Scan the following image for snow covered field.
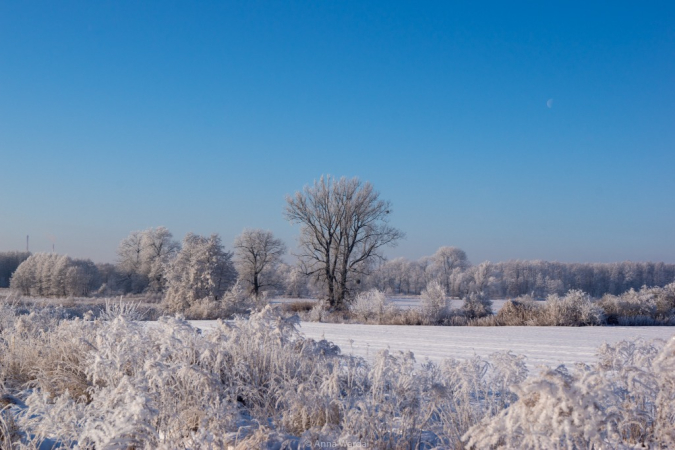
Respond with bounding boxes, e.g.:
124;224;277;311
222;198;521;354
191;320;675;370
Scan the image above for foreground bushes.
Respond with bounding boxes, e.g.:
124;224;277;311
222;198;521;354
465;336;675;448
0;304;521;448
0;303;673;448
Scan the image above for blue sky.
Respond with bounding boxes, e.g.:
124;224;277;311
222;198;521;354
1;1;673;264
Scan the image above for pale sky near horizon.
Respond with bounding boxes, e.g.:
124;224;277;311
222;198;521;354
1;1;673;264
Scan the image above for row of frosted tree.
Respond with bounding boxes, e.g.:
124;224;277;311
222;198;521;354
5;176;675;303
7;228;281;302
7;238;675;302
366;252;675;299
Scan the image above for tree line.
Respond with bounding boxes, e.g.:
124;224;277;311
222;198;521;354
367;255;675;299
5;176;675;310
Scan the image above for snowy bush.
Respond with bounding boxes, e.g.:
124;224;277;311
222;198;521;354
178;281;253;320
496;296;538;325
349;289;399;323
99;297;146;321
462;291;494;319
0;301;673;449
464;337;675;449
537;290;605;326
421;281;448;324
600;283;675;325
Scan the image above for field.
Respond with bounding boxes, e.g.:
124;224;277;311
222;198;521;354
193;320;675;370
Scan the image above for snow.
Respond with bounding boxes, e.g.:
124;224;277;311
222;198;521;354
190;320;675;370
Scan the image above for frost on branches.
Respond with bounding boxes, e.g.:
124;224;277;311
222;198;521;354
162;233;237;314
0;301;673;449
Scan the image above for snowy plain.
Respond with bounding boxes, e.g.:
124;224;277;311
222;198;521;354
190;320;675;370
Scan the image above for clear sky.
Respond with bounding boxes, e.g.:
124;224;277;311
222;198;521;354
1;1;673;264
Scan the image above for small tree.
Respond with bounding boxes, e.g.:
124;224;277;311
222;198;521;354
421;280;448;324
163;233;237;313
350;289;398;323
234;229;286;298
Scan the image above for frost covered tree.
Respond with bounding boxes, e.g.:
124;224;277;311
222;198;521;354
285;176;404;309
432;246;469;295
163;233;237;313
277;262;311;298
116;227;179;293
116;230;148;293
10;253;101;297
65;259;101;296
234;229;286;298
421;280;448;324
141;227;180;292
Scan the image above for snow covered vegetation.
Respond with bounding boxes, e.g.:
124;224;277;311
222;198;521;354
0;302;673;449
313;284;675;327
6;177;675;313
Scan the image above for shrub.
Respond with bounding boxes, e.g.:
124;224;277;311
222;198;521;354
536;290;605;326
99;297;146;321
600;283;675;325
496;297;539;326
420;281;449;324
0;302;673;449
282;300;316;314
462;291;493;320
464;337;675;448
349;289;399;324
180;282;252;320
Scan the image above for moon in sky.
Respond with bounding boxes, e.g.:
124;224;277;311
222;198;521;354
547;98;553;108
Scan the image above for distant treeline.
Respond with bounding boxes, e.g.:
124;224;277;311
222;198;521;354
368;254;675;299
3;240;675;301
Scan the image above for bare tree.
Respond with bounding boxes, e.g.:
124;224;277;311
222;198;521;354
234;229;286;298
285;176;404;309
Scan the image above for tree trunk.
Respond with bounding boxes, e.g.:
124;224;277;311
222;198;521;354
253;272;259;297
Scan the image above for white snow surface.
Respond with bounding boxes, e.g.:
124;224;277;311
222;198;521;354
190;320;675;370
